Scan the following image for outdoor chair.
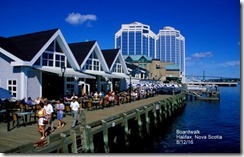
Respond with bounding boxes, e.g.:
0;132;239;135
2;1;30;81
103;98;109;107
29;110;37;124
87;98;93;110
19;104;25;112
12;113;24;128
65;105;71;116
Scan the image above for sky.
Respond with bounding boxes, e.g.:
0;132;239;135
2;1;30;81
0;0;241;79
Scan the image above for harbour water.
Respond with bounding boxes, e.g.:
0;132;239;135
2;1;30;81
150;84;241;153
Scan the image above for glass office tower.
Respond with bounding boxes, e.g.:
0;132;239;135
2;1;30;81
115;22;156;58
156;26;185;74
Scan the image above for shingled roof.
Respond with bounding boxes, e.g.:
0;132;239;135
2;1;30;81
0;28;58;61
101;49;120;68
69;41;96;65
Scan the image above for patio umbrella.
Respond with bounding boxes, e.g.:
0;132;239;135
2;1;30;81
0;87;14;99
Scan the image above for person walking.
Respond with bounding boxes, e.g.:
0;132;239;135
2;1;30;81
44;100;54;132
37;102;46;140
70;97;80;128
56;99;66;128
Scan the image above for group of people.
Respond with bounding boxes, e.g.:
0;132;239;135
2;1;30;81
30;88;155;140
36;95;83;140
35;98;66;140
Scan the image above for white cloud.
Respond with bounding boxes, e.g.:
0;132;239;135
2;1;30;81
186;51;213;61
65;12;97;25
220;60;240;67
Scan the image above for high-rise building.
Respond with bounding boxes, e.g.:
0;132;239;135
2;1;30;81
156;26;185;74
115;22;156;58
115;23;185;81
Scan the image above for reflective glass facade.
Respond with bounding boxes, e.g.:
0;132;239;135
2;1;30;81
115;23;185;74
156;26;185;74
115;22;156;58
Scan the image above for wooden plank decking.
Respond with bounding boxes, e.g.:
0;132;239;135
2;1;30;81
0;95;172;153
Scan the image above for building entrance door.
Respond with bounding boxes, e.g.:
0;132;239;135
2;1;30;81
42;73;63;100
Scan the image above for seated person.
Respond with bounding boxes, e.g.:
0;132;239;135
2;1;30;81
26;97;34;106
70;93;78;100
94;92;99;100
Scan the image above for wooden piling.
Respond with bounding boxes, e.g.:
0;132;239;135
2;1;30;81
122;113;129;147
86;125;94;153
136;109;143;138
152;103;158;126
70;129;77;153
158;101;163;123
143;106;150;134
60;133;69;153
101;120;109;153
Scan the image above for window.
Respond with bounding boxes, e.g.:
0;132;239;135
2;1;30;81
83;52;101;71
41;40;66;67
156;64;160;69
114;63;122;73
93;59;100;71
143;29;149;33
55;54;65;68
41;52;66;68
42;53;53;66
84;59;92;70
7;79;17;97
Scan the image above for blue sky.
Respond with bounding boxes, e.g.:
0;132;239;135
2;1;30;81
0;0;240;78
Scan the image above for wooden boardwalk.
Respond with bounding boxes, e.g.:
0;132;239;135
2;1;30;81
0;95;172;153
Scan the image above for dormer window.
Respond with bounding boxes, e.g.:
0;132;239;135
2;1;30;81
42;53;53;66
83;51;101;71
55;54;65;68
93;59;100;71
41;52;66;68
113;63;122;73
37;40;67;67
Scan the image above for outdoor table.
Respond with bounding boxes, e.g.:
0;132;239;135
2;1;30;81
0;109;7;123
0;109;6;114
16;111;32;126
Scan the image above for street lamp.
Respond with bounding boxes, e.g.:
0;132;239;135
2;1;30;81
61;65;66;98
61;65;66;77
129;74;132;102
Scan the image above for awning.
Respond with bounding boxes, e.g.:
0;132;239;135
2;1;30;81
84;71;116;79
34;67;95;79
112;73;130;79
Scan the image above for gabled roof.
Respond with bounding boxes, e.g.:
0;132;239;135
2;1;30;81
69;41;96;65
0;37;20;56
101;49;119;68
0;29;58;61
123;55;152;61
69;41;110;72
